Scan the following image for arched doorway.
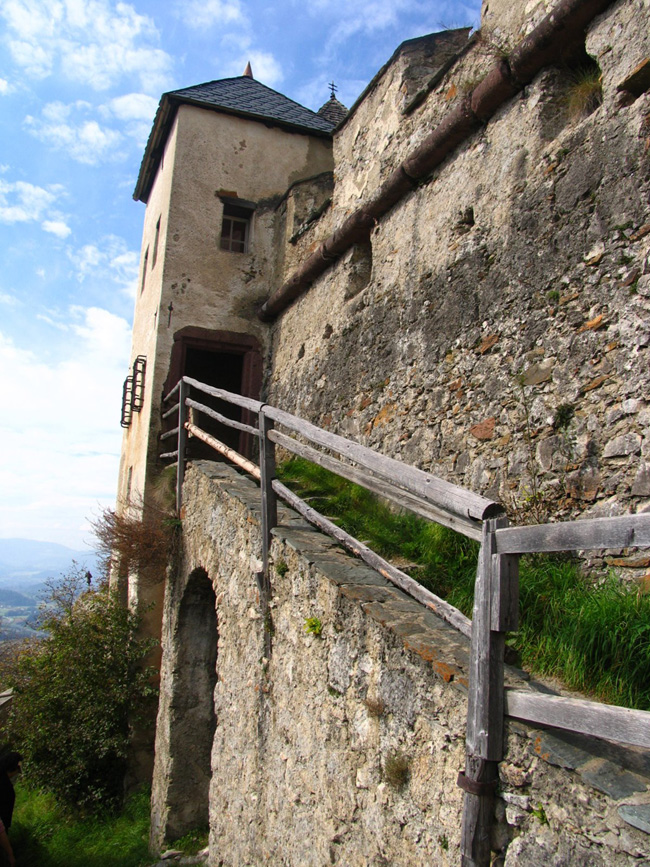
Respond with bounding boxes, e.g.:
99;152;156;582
156;568;218;842
162;327;262;459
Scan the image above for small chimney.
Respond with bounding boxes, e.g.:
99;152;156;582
243;61;254;78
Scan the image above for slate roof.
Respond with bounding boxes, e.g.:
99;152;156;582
171;77;336;135
317;96;348;126
134;76;335;202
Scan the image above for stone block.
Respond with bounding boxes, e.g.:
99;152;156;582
618;804;650;835
580;760;647;800
603;434;642;458
632;463;650;496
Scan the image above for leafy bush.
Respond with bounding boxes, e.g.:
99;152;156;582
3;566;157;813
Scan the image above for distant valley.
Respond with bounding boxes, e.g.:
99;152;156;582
0;539;100;642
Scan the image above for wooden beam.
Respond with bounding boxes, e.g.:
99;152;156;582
269;429;483;540
259;410;277;580
505;689;650;749
176;379;189;512
186;397;260;437
186;423;260;480
461;516;511;867
182;376;263;413
496;513;650;554
264;405;502;522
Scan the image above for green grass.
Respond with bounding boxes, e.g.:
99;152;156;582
11;786;152;867
169;826;209;854
277;458;650;710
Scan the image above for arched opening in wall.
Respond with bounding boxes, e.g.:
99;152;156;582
538;41;602;140
162;327;262;459
165;567;218;840
559;43;602;123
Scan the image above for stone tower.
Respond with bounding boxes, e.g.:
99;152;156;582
116;69;336;779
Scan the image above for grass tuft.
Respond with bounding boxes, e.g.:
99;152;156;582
277;458;650;710
564;65;602;120
384;750;410;789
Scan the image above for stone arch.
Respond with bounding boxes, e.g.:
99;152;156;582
150;567;218;847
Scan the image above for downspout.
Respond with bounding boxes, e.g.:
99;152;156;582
258;0;614;322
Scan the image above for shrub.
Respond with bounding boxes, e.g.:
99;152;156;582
4;566;157;813
91;506;176;578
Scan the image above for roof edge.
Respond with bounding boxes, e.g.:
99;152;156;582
133;82;334;205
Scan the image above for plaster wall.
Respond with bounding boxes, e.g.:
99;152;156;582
118;105;333;514
267;0;650;580
117;117;179;514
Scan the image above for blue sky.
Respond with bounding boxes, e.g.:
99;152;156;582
0;0;481;550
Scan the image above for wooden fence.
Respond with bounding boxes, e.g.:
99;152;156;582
161;376;650;867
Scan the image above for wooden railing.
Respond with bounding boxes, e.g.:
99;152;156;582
161;377;650;867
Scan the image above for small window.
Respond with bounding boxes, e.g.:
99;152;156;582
152;217;161;268
140;247;149;294
219;199;255;254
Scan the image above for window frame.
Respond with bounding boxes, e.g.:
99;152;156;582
219;197;256;255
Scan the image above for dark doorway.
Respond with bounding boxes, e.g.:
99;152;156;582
162;327;262;460
164;568;217;840
184;347;245;455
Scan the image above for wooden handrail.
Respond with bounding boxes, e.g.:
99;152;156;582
268;429;483;540
182;376;263;413
264;404;502;523
186;398;260;437
505;689;650;750
496;514;650;553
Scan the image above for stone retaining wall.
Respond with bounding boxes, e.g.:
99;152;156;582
150;462;650;866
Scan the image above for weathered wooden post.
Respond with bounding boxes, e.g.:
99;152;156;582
460;514;519;866
176;378;189;513
258;408;277;591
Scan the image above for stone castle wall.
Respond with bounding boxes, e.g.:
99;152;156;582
267;0;650;582
150;463;650;866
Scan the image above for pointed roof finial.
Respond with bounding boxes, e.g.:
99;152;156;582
243;61;254;78
329;80;338;99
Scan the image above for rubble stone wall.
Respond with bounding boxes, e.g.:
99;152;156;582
267;0;650;583
150;463;650;866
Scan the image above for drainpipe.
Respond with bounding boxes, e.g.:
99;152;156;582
258;0;613;322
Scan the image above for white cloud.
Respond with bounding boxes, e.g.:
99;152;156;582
25;101;124;164
105;92;158;122
0;310;131;548
100;92;158;148
0;291;20;306
245;51;283;87
1;0;173;93
0;179;58;223
220;38;284;87
180;0;245;29
0;78;10;94
42;218;71;238
67;235;139;297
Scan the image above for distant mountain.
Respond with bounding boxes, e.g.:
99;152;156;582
0;539;100;588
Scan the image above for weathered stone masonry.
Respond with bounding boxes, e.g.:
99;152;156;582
120;0;650;861
151;463;650;866
268;0;650;584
